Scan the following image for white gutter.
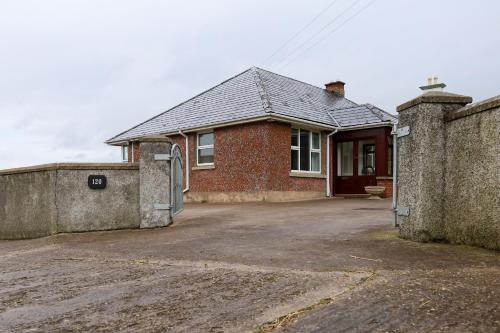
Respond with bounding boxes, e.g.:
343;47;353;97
182;114;335;132
391;122;398;227
337;122;394;131
326;128;339;197
178;130;190;193
107;114;337;145
268;114;336;130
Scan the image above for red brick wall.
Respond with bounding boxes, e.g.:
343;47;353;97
127;142;141;163
124;122;393;199
265;121;327;192
376;178;393;198
169;121;327;193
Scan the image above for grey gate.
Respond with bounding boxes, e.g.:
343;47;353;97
170;144;184;216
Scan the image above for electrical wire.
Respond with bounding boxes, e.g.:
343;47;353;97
273;0;364;69
276;0;378;71
260;0;340;67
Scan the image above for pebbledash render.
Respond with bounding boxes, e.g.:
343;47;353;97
107;67;397;203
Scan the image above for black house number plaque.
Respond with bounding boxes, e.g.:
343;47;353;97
88;175;107;189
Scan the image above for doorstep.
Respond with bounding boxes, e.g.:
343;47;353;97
334;194;371;199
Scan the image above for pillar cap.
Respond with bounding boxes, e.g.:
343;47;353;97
397;91;472;113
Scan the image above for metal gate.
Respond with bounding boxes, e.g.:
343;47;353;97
170;144;184;216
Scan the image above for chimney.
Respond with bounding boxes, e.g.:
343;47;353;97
419;76;446;92
325;81;345;97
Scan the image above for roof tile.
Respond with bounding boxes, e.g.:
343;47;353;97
107;67;395;143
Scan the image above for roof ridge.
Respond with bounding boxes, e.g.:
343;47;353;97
364;104;385;122
106;67;256;143
254;66;360;123
255;67;357;106
254;66;329;94
327;111;341;127
365;104;397;122
251;67;273;113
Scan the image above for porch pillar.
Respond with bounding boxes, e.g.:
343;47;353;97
375;128;388;177
375;128;391;198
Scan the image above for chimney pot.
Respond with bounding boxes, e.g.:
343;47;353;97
325;81;345;97
420;76;446;92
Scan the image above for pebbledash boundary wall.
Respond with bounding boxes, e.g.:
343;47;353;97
396;92;499;250
0;138;174;239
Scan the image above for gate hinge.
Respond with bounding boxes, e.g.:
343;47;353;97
396;126;410;138
154;203;172;210
154;154;171;161
396;206;410;216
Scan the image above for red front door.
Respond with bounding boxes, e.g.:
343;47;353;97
334;139;377;194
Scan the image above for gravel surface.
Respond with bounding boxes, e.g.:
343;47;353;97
0;199;498;332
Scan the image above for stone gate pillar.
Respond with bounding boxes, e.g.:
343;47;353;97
139;137;172;228
396;91;471;242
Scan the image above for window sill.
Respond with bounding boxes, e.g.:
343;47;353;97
289;171;326;179
192;165;215;170
376;176;393;180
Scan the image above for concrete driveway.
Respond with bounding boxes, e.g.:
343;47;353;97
0;199;498;332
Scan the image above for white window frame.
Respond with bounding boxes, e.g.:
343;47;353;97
197;132;214;166
121;145;129;162
310;132;321;172
291;128;321;173
291;128;300;171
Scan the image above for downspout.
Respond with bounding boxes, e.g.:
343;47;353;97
178;130;190;193
391;122;398;227
326;128;339;197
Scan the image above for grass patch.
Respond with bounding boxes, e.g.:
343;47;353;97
370;229;400;240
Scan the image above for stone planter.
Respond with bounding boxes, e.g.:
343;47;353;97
364;186;386;200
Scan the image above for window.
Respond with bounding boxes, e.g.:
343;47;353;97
197;132;214;165
121;145;129;162
337;141;353;176
311;132;320;172
358;139;376;175
291;128;321;172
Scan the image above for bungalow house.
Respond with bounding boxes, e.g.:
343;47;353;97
107;67;396;202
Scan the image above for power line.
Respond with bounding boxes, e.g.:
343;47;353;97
260;0;339;67
276;0;378;71
272;0;364;69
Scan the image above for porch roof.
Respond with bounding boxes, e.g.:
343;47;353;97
329;104;397;127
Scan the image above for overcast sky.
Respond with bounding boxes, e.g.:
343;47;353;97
1;0;498;168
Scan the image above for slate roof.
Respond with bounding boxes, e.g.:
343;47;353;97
107;67;396;143
329;104;397;127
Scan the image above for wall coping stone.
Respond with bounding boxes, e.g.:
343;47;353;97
445;95;500;121
376;176;393;180
397;91;473;112
0;163;139;175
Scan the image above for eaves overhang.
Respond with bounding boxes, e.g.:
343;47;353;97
337;121;395;131
106;115;398;146
105;114;338;146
